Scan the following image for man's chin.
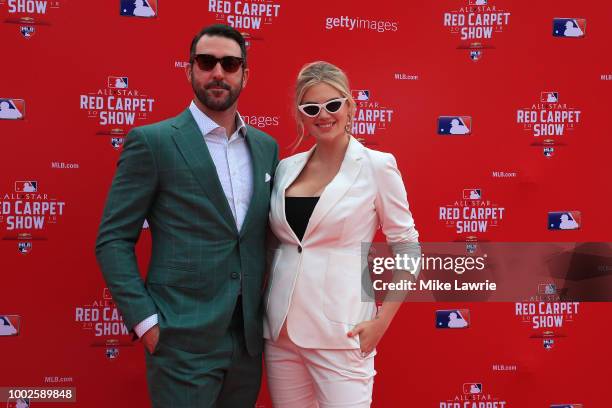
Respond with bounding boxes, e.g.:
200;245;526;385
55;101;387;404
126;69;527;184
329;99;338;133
194;88;239;112
196;95;231;111
204;101;232;111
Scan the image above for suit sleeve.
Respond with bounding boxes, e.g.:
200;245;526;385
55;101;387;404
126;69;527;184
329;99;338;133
373;153;422;278
95;127;159;331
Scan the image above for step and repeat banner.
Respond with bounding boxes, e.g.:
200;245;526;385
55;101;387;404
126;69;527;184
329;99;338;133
1;0;611;407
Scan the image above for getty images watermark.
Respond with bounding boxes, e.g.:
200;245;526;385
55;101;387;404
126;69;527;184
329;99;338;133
370;251;495;292
361;242;612;302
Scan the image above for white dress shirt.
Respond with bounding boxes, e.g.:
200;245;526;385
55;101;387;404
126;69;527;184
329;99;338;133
134;102;253;338
188;101;253;231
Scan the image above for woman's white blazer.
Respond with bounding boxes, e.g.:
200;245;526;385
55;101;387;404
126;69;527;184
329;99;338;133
264;136;419;349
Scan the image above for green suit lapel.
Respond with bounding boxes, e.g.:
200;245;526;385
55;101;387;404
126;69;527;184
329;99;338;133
170;109;238;234
239;126;266;238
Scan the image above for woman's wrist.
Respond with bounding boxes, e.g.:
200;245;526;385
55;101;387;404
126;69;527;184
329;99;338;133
374;312;393;328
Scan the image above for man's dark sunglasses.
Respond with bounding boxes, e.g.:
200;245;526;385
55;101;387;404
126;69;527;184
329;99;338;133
193;54;244;73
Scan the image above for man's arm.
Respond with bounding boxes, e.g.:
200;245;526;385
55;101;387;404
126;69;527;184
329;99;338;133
95;127;159;333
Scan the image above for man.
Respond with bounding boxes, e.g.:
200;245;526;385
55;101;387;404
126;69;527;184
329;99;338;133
96;24;278;407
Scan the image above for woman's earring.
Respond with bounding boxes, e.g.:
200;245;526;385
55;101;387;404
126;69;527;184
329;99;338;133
344;115;353;135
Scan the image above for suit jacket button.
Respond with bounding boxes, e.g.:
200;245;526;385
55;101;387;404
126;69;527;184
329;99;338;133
231;272;239;279
297;246;302;253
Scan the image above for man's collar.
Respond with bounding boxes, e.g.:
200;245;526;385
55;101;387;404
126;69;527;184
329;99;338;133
188;100;246;138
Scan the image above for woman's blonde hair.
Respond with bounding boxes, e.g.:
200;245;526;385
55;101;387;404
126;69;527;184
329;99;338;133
291;61;355;151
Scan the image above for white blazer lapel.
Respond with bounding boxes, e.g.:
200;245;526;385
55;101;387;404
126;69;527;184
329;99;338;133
303;137;364;240
277;146;315;243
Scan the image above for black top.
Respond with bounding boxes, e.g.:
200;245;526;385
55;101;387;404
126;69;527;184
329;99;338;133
285;197;319;242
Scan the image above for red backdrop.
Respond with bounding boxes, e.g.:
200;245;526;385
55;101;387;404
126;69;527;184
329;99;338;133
1;0;611;406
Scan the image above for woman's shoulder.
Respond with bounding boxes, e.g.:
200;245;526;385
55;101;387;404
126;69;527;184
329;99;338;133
360;143;397;168
277;150;309;171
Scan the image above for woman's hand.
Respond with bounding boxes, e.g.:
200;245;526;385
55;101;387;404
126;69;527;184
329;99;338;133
347;316;391;354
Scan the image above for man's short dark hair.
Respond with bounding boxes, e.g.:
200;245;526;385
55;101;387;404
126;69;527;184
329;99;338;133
189;24;247;68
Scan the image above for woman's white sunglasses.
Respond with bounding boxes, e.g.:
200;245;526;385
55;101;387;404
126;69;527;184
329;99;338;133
298;98;347;117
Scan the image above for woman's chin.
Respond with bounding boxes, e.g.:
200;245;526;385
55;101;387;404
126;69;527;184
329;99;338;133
312;130;345;144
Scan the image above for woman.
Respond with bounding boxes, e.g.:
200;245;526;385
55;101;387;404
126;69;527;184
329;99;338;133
264;61;420;407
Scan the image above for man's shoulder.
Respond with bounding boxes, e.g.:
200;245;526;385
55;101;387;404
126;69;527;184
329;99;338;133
130;111;187;137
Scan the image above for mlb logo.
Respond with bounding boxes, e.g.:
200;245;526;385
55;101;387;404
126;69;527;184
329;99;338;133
543;147;555;157
540;91;559;103
6;398;30;408
120;0;157;18
438;116;472;135
538;283;557;295
463;188;482;200
468;0;487;4
352;90;370;101
0;98;25;120
0;315;21;336
470;50;482;61
20;25;35;38
462;383;482;394
15;180;38;192
436;309;470;329
106;347;120;359
18;241;32;254
110;137;125;149
543;338;554;349
553;18;586;38
548;211;581;230
108;76;129;89
551;405;583;408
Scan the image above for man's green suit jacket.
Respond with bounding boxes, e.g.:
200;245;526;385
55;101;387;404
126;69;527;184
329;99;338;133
95;109;279;356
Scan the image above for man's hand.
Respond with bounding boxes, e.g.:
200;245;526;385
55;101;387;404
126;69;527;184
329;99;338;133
141;325;160;354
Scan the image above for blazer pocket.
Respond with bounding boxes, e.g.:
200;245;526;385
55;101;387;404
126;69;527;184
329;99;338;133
323;252;364;325
147;265;204;289
164;261;197;271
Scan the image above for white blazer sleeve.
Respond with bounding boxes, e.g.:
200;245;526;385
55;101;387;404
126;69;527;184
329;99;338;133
373;152;421;277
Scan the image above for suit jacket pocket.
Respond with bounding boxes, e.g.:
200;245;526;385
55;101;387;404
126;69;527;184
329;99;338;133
146;266;212;328
146;265;204;289
323;252;364;325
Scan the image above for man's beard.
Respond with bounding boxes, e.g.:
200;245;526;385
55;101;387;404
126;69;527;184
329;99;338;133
193;75;243;112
